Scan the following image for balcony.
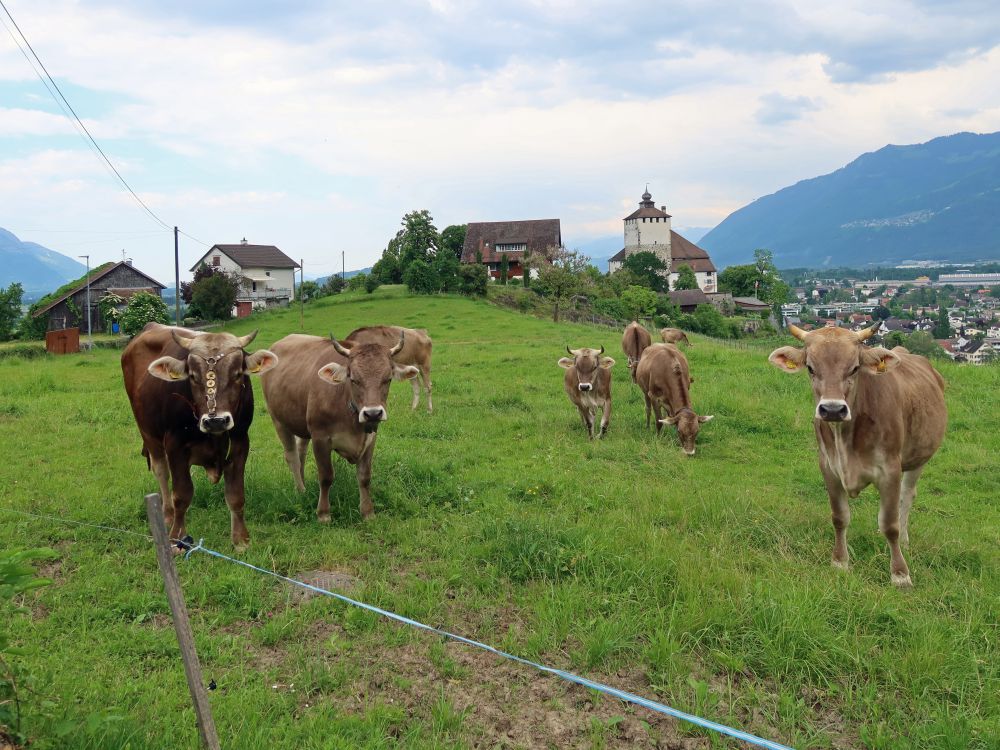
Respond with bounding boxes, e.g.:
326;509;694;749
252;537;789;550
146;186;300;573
237;287;292;302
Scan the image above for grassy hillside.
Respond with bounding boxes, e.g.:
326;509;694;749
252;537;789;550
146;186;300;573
1;287;997;749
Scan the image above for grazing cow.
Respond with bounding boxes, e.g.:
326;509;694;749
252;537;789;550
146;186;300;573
558;346;615;439
769;324;947;587
121;324;278;548
635;343;713;455
262;333;419;521
344;325;433;412
660;327;691;347
622;321;651;382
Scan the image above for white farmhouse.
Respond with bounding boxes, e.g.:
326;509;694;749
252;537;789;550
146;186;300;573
190;239;300;317
607;189;717;292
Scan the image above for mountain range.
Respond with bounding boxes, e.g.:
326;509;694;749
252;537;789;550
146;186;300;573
0;228;87;298
700;131;1000;269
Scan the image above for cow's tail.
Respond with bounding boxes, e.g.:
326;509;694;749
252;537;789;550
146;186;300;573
141;446;151;470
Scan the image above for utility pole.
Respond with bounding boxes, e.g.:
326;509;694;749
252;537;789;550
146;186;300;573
342;250;345;280
174;226;181;325
299;258;304;330
78;254;92;347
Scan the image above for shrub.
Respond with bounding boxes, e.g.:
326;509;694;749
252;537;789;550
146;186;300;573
120;292;170;336
403;259;438;295
458;264;488;296
364;274;381;294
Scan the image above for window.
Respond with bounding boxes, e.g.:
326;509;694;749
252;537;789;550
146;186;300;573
212;256;220;267
495;243;527;254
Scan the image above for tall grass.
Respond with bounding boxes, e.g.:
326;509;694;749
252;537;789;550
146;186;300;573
0;286;997;748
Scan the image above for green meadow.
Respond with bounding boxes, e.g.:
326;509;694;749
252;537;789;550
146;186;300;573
1;286;997;749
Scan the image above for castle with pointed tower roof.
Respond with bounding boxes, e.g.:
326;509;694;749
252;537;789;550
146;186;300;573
608;188;717;292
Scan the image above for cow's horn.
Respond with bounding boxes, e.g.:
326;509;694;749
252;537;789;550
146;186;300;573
237;329;258;348
389;331;405;357
856;324;878;342
787;323;807;341
171;330;196;350
330;335;351;356
598;345;604;355
567;346;579;357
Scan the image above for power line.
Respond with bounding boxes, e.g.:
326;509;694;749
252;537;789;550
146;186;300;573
0;0;172;231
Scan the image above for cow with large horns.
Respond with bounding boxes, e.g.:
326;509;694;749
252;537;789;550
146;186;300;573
558;345;615;439
343;325;433;412
769;323;947;587
261;331;419;521
121;323;278;548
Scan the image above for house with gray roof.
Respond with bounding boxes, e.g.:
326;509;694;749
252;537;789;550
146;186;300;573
460;219;562;280
190;239;300;315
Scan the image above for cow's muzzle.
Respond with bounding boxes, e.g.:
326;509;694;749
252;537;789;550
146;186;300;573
816;400;850;422
360;406;387;423
578;383;593;392
200;412;234;434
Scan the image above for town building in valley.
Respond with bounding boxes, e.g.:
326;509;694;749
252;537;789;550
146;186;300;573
190;240;299;317
607;189;717;292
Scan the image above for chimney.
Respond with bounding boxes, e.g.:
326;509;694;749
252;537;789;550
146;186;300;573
661;206;666;212
241;237;248;245
125;258;133;266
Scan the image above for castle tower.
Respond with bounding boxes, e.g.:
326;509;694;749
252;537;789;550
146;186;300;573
609;188;673;273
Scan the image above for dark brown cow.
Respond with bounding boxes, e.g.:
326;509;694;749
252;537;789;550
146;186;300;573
121;323;277;548
558;346;615;439
344;325;433;412
622;321;651;382
261;333;418;521
769;324;947;587
635;343;713;455
660;327;691;347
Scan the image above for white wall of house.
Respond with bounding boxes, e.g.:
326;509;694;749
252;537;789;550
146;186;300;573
624;214;672;249
667;269;717;292
198;251;296;301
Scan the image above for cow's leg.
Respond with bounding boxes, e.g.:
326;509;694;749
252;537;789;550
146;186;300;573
165;448;194;547
822;470;851;571
653;400;664;435
422;365;433;413
148;446;173;528
356;438;378;519
222;434;250;549
599;398;611;438
311;437;335;523
274;422;306;492
295;436;310;491
409;375;421;410
580;406;595;439
644;393;652;428
899;466;924;547
876;468;911;587
576;405;592;437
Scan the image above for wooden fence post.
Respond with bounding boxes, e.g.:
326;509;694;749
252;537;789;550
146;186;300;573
144;493;221;750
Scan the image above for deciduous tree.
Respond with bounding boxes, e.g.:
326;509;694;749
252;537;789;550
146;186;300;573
0;282;23;342
621;251;668;292
672;264;698;291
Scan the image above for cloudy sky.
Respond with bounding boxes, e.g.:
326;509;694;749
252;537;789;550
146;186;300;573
2;0;999;282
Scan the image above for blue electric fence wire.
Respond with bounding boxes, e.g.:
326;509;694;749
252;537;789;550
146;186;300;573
178;539;795;750
0;507;794;749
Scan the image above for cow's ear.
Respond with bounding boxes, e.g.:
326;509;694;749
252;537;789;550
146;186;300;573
148;356;188;381
658;415;680;426
698;414;714;423
557;357;574;369
599;357;616;369
861;347;901;374
393;364;420;381
318;362;347;384
768;346;806;373
245;349;278;375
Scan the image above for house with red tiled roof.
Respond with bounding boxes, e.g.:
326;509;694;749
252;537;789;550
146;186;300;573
460;219;562;280
607;189;717;291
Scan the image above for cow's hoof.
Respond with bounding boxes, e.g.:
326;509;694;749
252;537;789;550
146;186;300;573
233;540;250;553
831;559;850;571
891;572;913;588
317;513;331;524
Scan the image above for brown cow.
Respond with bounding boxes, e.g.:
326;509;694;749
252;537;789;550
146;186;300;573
344;325;433;412
769;324;947;587
558;346;615;439
262;333;419;521
635;343;713;455
660;327;691;347
121;323;278;548
622;321;651;382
